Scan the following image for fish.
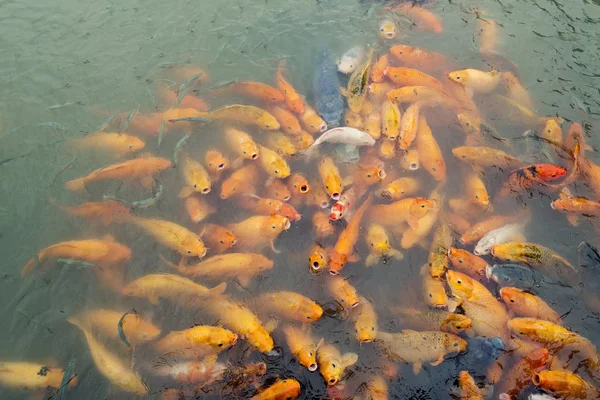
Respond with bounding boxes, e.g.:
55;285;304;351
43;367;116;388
288;173;310;196
502;72;534;110
500;287;561;322
476;17;500;53
128;216;207;258
327;275;360;309
313;211;335;238
401;184;443;249
337;46;366;75
238;195;301;223
391;307;472;334
375;330;467;375
497;163;567;197
318;156;344;200
220;163;260;199
0;362;76;391
314;47;344;128
266;179;292;202
330;187;357;221
290;130;315;150
65;155;172;192
154;325;238;358
381;99;401;141
457;113;511;147
199;298;275;354
317;343;358;386
344;110;363;129
485;263;540;289
345;48;373;113
228;215;290;253
368;81;395;101
204;150;229;178
224;127;260;162
375;177;421;200
495;347;550;399
282;325;323;372
265;132;297;157
178;153;211;198
391;4;443;33
369;197;436;229
364;110;382;140
541;118;564;148
268;105;302;135
415;115;446;181
258;291;323;322
352;297;378;342
50;199;131;226
398;148;420;170
309;243;328;272
185;195;216;223
532;370;599;399
448;69;502;94
277;61;304;114
70;309;160;345
250;379;301;400
122;273;227;305
428;222;453;278
388;86;451;106
363;376;388;400
300;103;327;134
164;253;273;288
210;80;284;103
507;317;580;350
370;54;389;83
21;236;131;278
150;356;226;385
379;139;397;159
68;317;148;395
365;224;404;266
491;242;578;285
464;169;490;208
448;248;489;277
452;146;523;169
329;196;373;274
384;67;445;91
474;223;526;256
460;213;524;245
456;370;484;400
197;105;280;130
71;131;145;158
421;263;448;308
551;188;600;226
446;270;510;338
303;127;375;160
389;45;449;70
379;18;397;39
200;223;238;253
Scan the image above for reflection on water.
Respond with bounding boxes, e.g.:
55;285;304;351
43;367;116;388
1;0;600;399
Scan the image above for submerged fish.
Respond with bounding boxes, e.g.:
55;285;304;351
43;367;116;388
337;46;366;75
303;127;375;160
314;47;344;129
486;263;540;289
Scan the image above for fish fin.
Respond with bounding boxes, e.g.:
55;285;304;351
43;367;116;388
209;282;227;297
508;233;526;243
559;187;573;199
340;87;348;97
21;258;38;278
178;186;194;198
342;175;354;187
270;240;281;254
401;329;418;334
342;352;359;368
238;275;251;288
566;214;580;226
263;318;278;333
64;177;87;193
430;355;445;367
348;252;360;263
465;88;474;98
147;294;159;305
389;248;405;260
140;176;154;189
412;362;423;375
316;338;325;350
407;217;422;231
365;254;378;267
446;296;462;312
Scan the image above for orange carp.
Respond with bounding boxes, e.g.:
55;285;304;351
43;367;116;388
282;325;323;372
210;80;284;103
228;215;290;253
70;131;145;158
277;61;305;114
178;153;211;197
317;343;358;386
200;223;238;254
258;291;323;322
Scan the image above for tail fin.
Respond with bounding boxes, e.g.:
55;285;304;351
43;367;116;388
208;282;227;297
21;258;37;278
64;177;86;193
66;315;83;330
301;146;318;164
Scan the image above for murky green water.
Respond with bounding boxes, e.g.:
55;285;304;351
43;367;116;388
1;0;600;399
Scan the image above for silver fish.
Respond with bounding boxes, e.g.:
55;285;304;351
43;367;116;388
302;127;375;160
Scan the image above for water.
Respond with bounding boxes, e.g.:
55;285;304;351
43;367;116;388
1;0;600;398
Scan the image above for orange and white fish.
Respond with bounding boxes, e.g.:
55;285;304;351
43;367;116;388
258;291;324;322
65;155;172;192
50;199;130;226
329;196;373;274
70;309;160;345
399;102;421;150
178;153;211;198
122;273;226;305
185;195;216;223
283;325;323;372
317;344;358;386
224;127;260;162
228;215;290;253
500;287;561;322
21;236;131;278
210;80;284;104
277;61;305;114
460;213;524;245
268;105;302;135
415;115;446;181
70;131;145;158
220;163;261;199
448;69;502;94
200;223;237;254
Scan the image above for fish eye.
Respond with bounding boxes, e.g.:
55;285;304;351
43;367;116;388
310;352;313;356
421;204;425;208
367;174;371;178
194;184;197;188
459;259;463;264
371;327;375;331
453;342;459;347
510;299;515;303
272;225;276;229
465;122;470;126
220;240;224;244
243;150;247;154
218;343;223;347
307;316;311;319
370;243;374;247
457;279;462;284
331;363;336;368
275;170;279;174
129;144;133;149
456;76;460;80
429;293;433;298
456;325;462;329
475;195;479;198
326;185;329;189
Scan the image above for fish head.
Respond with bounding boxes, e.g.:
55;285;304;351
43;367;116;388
446;270;475;300
356;165;386;186
323;176;343;201
328;252;347;275
526;347;550;366
401;149;420;170
267;182;292;202
490;243;521;263
298;343;319;372
208;328;238;349
423;274;448;308
319;352;344;386
507;317;537;339
121;282;141;297
205;150;228;173
125;136;146;153
446;335;468;354
279;203;301;222
260;114;280;131
267;215;291;235
448;70;470;85
457;113;481;135
441;314;472;334
531;370;579;396
379;19;397;39
337;56;357;74
248;329;274;353
219;230;238;248
390;45;413;62
499;287;526;308
106;242;133;264
184;238;208;258
269;159;291;179
153;157;173;171
289;174;310;194
452;146;476;162
409;198;436;219
241;141;260;160
533;164;567;182
474;235;495;256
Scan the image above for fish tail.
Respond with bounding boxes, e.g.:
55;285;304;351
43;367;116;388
21;258;38;278
301;146;317;164
64;177;87;193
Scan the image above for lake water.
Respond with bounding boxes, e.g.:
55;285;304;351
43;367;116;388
1;0;600;399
